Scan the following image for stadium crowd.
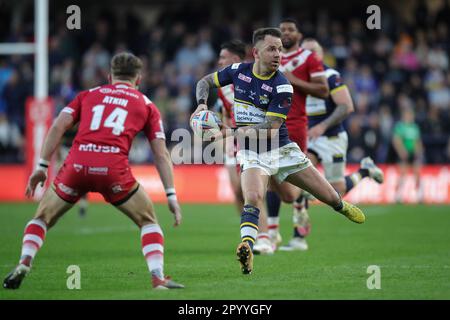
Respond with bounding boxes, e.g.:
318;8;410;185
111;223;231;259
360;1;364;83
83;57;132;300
0;0;449;164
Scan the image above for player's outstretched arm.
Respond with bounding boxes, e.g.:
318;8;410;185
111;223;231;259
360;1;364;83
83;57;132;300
308;85;354;140
25;112;75;198
150;138;182;227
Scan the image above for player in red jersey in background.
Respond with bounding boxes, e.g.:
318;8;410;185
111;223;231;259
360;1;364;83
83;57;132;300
3;53;184;290
215;40;247;214
253;18;329;254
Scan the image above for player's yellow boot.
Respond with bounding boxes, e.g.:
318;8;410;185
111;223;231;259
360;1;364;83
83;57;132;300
338;201;366;224
236;242;253;274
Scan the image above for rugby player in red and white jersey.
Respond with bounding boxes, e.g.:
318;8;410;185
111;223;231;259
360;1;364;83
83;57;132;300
3;53;184;290
215;40;247;214
254;18;330;254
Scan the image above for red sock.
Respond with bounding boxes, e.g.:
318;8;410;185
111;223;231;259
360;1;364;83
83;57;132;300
20;219;47;266
141;224;164;279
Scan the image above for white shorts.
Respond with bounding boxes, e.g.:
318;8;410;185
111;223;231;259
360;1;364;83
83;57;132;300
236;142;311;183
308;131;348;183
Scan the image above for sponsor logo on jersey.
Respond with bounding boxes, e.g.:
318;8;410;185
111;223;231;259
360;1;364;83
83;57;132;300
248;91;257;101
276;84;294;94
58;183;78;197
79;143;120;153
259;95;269;105
103;89;139;99
73;164;83;172
238;73;252;83
231;63;241;69
100;88;112;94
235;86;246;94
111;185;123;194
88;166;109;175
261;83;273;92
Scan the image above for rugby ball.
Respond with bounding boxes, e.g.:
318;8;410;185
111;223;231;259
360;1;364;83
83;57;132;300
190;110;222;140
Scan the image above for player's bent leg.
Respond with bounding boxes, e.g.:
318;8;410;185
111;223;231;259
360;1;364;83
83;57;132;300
226;165;244;214
35;187;76;228
237;168;270;274
253;204;275;255
115;185;183;289
265;187;282;249
285;166;365;224
413;161;423;203
396;162;408;203
3;188;74;289
272;180;301;203
331;181;347;196
115;184;157;227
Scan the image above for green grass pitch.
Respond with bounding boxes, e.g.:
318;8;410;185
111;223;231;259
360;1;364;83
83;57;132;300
0;202;449;299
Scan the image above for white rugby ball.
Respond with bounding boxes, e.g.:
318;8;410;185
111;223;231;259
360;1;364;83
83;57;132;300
190;110;222;140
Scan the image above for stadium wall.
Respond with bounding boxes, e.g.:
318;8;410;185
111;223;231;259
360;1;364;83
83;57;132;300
0;164;449;204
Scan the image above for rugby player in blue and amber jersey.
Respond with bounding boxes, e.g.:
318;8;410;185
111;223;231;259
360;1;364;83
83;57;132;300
303;38;384;199
191;28;366;275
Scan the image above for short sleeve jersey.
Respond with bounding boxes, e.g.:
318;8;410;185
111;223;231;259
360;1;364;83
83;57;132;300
306;65;347;136
279;48;325;125
61;82;165;167
214;62;293;151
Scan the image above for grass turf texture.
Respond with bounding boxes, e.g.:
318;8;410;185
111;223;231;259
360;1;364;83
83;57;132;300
0;202;449;300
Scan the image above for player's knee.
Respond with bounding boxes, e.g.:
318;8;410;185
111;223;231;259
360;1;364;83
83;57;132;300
135;211;157;227
234;188;244;204
34;205;55;227
244;190;264;207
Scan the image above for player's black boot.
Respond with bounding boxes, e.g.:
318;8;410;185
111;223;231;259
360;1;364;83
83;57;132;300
3;264;30;289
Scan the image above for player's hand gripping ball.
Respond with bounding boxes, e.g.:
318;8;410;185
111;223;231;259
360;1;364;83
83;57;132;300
190;110;222;140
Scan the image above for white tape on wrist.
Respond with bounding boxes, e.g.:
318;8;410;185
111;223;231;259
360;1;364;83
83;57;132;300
165;188;176;194
167;194;178;201
38;158;50;166
35;165;48;174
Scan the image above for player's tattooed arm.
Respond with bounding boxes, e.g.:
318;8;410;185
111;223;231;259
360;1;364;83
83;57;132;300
196;73;217;105
237;115;284;138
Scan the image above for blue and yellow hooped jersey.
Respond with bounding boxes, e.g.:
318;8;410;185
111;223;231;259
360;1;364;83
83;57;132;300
214;62;293;150
306;65;348;136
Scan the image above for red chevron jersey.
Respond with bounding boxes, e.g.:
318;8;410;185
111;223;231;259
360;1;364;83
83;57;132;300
279;48;325;122
218;84;235;126
60;82;165;167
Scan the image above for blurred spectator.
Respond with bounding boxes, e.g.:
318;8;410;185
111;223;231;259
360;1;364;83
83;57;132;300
0;111;23;163
392;107;424;202
2;69;30;133
0;0;449;164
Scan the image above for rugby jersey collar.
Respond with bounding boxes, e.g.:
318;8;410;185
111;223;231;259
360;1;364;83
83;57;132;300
112;82;133;88
252;63;276;80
